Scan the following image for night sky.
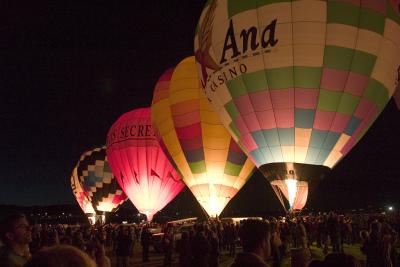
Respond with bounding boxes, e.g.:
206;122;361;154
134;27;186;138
1;2;400;214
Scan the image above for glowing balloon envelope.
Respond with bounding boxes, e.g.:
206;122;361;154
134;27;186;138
70;165;95;214
77;146;127;213
195;0;400;210
106;108;185;221
151;57;255;217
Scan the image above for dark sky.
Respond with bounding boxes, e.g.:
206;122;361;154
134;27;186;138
1;2;400;214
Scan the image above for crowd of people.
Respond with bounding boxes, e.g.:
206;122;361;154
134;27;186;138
0;211;399;267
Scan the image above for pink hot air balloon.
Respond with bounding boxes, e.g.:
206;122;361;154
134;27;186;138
106;107;184;221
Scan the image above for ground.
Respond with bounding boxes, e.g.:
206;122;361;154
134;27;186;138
108;243;367;267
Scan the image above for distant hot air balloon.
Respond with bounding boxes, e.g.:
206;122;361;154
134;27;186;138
106;108;185;221
70;165;96;215
77;146;127;217
195;0;400;211
151;57;255;217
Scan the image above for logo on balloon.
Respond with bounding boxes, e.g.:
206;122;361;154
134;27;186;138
219;19;279;64
197;9;279;98
195;0;220;87
107;124;156;146
207;63;248;93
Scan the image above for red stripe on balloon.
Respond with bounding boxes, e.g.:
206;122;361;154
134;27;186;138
321;68;348;92
295;88;319;109
330;113;352;133
344;72;369;97
313;110;336;131
175;123;202;139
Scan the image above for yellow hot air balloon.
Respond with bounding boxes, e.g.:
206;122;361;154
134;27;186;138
151;57;255;217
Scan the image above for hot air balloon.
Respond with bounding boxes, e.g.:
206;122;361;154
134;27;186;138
195;0;400;211
70;165;96;215
77;146;127;222
151;57;255;217
106;108;185;221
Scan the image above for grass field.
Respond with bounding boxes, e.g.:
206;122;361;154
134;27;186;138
108;243;367;266
220;244;366;267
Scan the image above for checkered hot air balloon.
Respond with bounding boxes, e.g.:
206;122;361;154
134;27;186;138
106;108;185;221
194;0;400;211
77;146;127;214
70;165;95;214
151;57;255;217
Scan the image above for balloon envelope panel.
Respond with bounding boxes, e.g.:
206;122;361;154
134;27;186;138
77;146;127;213
106;108;184;221
151;57;255;217
195;0;400;169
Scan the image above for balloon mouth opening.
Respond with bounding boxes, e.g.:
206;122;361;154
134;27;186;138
140;210;157;221
271;179;309;211
263;163;328;212
196;193;231;218
259;162;330;183
284;179;298;208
